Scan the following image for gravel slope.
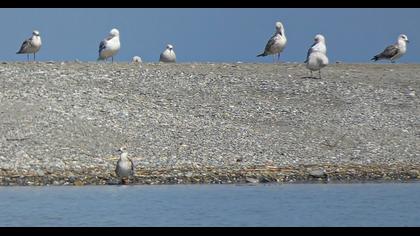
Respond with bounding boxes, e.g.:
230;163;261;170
0;62;419;185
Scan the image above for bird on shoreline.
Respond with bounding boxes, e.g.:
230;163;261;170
115;146;134;185
257;21;287;62
371;34;409;63
16;30;42;61
98;28;120;62
305;34;329;79
159;44;176;63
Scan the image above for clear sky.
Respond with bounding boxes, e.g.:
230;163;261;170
0;8;418;63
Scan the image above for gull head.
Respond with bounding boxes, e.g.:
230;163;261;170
110;28;120;37
166;44;174;50
398;34;409;43
32;30;40;36
117;146;127;154
117;146;128;158
275;22;284;32
314;34;326;43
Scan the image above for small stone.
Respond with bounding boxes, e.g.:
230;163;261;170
107;179;120;185
309;169;327;178
67;176;77;183
407;91;415;97
16;150;30;159
245;177;259;183
185;172;193;177
74;179;84;186
408;170;419;178
259;177;271;183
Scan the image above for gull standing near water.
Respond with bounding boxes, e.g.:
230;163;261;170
16;30;42;61
371;34;409;63
98;28;120;62
159;44;176;63
257;21;287;62
115;147;134;184
305;34;329;79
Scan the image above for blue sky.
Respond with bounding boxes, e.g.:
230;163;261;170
0;8;418;63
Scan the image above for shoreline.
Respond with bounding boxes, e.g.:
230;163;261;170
1;163;419;186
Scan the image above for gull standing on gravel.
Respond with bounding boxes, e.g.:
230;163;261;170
98;28;120;62
159;44;176;63
257;21;287;62
132;56;142;63
371;34;409;63
115;146;134;185
16;30;42;61
305;34;329;79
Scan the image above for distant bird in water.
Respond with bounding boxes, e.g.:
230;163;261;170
16;30;42;61
98;28;120;62
305;34;329;79
371;34;409;63
257;21;287;62
115;146;134;185
159;44;176;63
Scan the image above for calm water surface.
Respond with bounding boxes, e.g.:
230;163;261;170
0;183;419;226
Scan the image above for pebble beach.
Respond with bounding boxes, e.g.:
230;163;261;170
0;62;419;185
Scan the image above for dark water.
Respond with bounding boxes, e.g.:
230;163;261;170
0;183;419;226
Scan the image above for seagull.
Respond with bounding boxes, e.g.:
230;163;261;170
16;30;42;61
132;56;142;63
159;44;176;63
115;146;134;185
98;28;120;62
305;34;329;79
371;34;409;63
257;21;287;62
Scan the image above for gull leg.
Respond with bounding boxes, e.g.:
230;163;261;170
277;53;280;62
27;54;29;62
34;53;36;61
310;71;313;78
112;57;114;63
319;70;322;79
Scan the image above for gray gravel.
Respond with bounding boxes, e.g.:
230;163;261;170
0;62;419;185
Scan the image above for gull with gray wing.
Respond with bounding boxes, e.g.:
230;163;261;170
372;34;409;63
115;146;134;184
305;34;329;79
16;30;42;61
159;44;176;63
257;21;287;62
98;28;121;62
